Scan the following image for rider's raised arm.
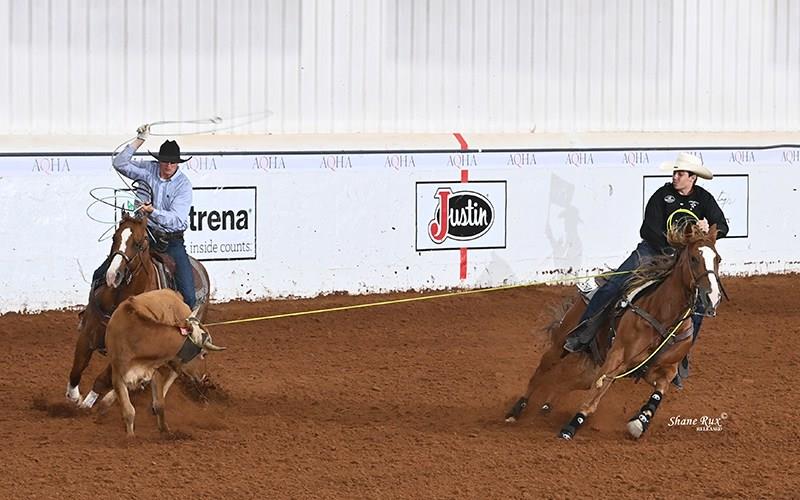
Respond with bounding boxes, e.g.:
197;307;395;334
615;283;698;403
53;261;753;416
112;126;149;180
112;139;148;179
149;178;191;233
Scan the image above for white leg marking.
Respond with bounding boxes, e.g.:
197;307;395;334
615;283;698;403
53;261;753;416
699;246;721;308
106;228;131;287
80;390;99;408
66;383;82;403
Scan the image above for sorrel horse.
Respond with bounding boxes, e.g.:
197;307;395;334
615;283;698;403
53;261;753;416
504;223;725;440
66;212;210;407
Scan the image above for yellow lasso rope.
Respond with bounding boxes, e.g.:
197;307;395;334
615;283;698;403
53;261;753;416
204;269;633;327
666;208;699;231
611;307;693;380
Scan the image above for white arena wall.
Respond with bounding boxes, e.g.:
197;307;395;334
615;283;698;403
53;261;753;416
1;133;799;313
2;1;799;312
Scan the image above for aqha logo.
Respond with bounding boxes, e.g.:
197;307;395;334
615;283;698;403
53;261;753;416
783;149;800;164
184;157;218;172
428;188;494;244
32;158;71;174
729;150;755;165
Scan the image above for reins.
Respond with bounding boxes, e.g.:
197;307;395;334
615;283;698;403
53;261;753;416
611;305;693;380
608;239;725;381
88;225;153;326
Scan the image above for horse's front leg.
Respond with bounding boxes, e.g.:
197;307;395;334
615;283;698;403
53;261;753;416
559;374;616;440
66;326;94;403
559;346;625;440
79;364;112;408
626;366;678;439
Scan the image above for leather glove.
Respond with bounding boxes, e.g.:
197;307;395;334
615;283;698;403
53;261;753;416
136;124;150;140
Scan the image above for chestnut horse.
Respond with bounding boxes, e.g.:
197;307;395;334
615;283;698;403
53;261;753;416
505;224;725;440
66;212;210;407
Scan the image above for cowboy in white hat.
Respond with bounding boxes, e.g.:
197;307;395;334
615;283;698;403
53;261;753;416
564;152;729;388
659;152;713;180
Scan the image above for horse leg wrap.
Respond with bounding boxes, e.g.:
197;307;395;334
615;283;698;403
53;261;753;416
559;412;587;440
505;397;528;420
639;391;663;416
630;391;663;435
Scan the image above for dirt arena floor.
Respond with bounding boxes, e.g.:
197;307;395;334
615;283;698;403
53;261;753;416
1;274;798;498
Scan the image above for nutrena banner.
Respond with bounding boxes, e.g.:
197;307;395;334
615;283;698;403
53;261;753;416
187;187;257;261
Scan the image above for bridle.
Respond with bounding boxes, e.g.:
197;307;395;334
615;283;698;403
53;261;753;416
686;244;729;317
110;231;149;286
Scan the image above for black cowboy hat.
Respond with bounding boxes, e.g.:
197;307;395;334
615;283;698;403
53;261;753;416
149;140;192;164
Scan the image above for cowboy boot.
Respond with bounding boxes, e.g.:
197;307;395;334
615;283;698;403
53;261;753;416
671;355;690;389
563;315;603;353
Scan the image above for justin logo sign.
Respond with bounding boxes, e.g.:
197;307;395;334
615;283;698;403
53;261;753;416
416;181;507;251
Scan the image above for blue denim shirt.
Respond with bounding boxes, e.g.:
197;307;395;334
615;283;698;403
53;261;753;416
112;145;192;233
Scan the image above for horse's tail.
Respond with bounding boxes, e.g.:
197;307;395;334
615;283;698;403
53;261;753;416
541;296;578;344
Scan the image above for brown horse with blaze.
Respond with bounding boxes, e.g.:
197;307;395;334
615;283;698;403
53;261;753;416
66;212;209;407
505;223;725;440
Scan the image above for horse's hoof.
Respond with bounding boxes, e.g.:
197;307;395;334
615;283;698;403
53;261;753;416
627;419;644;439
540;403;552;413
559;431;573;440
505;397;528;422
65;384;82;404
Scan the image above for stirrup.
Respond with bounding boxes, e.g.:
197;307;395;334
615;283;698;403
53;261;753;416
677;356;690;380
576;279;598;294
563;336;584;353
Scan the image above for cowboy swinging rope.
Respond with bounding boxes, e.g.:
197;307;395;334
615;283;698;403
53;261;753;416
86;112;272;242
204;269;634;327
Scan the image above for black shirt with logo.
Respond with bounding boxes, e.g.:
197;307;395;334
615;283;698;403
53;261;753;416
640;182;729;252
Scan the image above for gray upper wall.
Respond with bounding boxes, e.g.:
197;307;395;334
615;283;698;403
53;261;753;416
1;0;798;135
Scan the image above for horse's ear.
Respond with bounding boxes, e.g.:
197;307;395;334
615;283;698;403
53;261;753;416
708;223;718;243
121;211;131;221
683;221;695;238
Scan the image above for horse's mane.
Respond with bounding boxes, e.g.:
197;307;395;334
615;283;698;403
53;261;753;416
626;222;713;290
666;222;712;249
627;254;676;290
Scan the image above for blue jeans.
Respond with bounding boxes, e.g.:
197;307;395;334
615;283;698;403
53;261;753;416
163;237;197;309
90;236;196;309
579;240;658;322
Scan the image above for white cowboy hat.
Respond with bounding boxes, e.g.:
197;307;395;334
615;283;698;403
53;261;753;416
659;152;713;180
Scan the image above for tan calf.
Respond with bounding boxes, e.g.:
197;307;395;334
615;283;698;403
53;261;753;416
105;289;225;437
